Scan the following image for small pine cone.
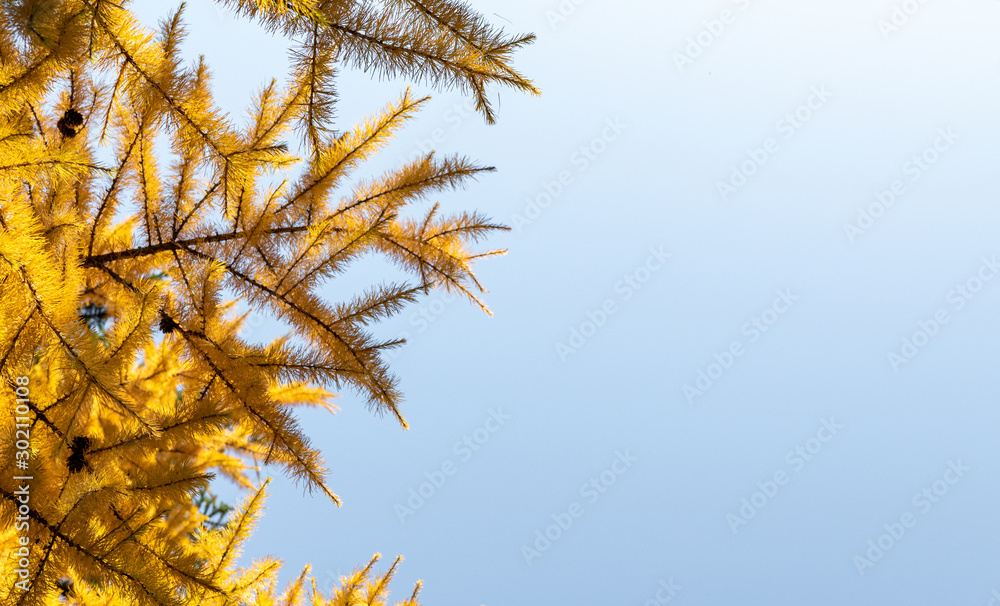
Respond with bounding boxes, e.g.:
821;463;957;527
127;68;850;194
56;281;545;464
159;311;180;334
56;108;84;138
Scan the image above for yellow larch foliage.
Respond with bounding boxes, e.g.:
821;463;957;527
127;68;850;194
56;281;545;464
0;0;536;604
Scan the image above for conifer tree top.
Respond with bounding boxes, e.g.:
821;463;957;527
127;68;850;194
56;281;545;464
0;1;535;603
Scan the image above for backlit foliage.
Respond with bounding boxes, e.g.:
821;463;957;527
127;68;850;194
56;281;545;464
0;0;536;603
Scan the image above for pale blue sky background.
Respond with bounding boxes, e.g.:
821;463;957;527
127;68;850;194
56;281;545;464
133;1;1000;604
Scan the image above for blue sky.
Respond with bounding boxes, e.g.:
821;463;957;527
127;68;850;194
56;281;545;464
133;1;1000;604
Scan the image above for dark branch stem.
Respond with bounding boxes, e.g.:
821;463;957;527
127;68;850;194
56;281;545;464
82;224;325;266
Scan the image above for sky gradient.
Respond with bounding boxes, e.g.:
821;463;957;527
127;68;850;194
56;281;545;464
132;1;1000;604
